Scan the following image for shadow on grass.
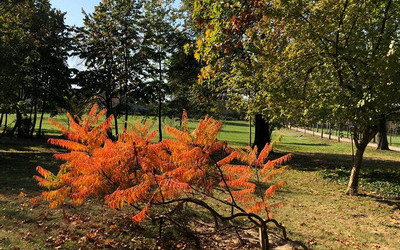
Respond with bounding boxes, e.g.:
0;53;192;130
375;198;400;211
219;129;249;134
287;143;330;147
0;135;60;152
0;150;61;193
271;149;400;200
222;121;250;128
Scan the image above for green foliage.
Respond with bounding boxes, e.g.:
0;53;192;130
0;0;71;136
76;0;147;118
190;0;400;194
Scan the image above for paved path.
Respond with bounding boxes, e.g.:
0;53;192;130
291;127;400;152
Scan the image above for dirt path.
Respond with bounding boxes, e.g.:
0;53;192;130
291;127;400;152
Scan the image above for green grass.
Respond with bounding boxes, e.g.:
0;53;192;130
270;129;400;249
0;114;254;147
1;119;400;249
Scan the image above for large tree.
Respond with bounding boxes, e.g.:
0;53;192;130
141;0;181;141
76;0;145;136
271;0;400;195
189;0;283;152
191;0;400;194
0;0;71;137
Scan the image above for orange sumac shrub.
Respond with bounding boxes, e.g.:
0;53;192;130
35;105;292;247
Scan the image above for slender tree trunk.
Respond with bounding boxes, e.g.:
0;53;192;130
158;52;163;142
2;113;7;135
158;92;162;142
346;144;366;195
124;41;129;130
253;114;271;153
10;109;22;136
328;123;332;139
249;116;252;146
259;225;269;250
316;123;319;132
346;128;377;195
30;98;38;137
376;116;389;150
124;94;129;130
0;113;3;128
37;96;46;137
320;123;324;138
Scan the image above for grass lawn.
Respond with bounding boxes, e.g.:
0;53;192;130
270;129;400;249
0;114;254;147
0;117;399;249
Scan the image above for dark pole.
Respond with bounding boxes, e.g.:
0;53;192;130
249;116;252;146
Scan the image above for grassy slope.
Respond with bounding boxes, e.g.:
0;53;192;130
0;117;399;249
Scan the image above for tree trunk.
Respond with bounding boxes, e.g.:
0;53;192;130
0;113;3;128
158;52;163;142
249;116;252;146
328;123;332;139
259;225;269;250
30;98;38;137
253;114;271;153
320;123;324;138
376;116;389;150
124;94;129;130
2;113;7;135
37;97;46;137
10;109;22;136
346;145;366;195
312;124;315;136
124;40;129;130
158;93;162;142
346;128;377;195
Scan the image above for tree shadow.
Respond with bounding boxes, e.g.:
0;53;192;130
356;193;400;211
0;150;61;193
288;142;330;147
270;148;400;201
219;129;249;134
271;150;400;171
222;121;250;128
373;197;400;211
0;136;57;152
